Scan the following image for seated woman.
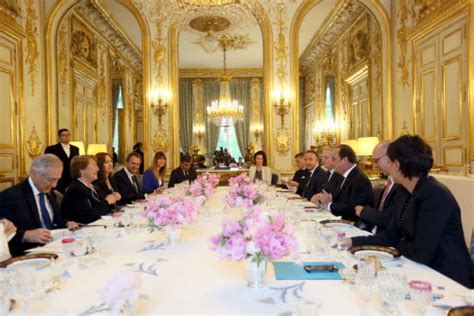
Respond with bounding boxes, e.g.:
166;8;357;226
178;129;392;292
62;155;118;224
248;151;272;184
93;152;121;211
143;151;166;194
346;135;472;288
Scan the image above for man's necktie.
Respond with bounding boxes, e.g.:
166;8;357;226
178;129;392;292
39;193;53;229
303;171;312;195
132;175;139;193
378;178;392;210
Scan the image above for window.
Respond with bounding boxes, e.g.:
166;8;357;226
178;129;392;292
325;82;334;121
112;85;123;154
216;118;243;160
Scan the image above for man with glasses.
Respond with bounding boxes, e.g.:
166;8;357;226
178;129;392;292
45;128;79;193
354;141;409;233
0;154;78;256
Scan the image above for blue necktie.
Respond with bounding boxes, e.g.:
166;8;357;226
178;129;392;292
39;193;53;229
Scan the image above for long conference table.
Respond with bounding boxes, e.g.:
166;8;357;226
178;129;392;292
13;187;471;315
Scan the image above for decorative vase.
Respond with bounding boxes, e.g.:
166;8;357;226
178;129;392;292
245;258;267;288
166;226;180;246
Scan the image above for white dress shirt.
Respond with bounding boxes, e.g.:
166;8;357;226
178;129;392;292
28;177;54;227
328;164;357;211
61;142;71;158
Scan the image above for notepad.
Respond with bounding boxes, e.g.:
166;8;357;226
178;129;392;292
272;261;345;280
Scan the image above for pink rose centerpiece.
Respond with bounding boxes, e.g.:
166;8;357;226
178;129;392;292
141;195;198;245
210;206;298;287
189;173;220;199
224;174;264;210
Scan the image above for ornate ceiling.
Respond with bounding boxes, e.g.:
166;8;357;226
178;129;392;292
91;0;365;70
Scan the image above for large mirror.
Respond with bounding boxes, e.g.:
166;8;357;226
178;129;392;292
177;6;265;167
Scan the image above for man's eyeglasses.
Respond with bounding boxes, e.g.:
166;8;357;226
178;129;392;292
373;154;386;164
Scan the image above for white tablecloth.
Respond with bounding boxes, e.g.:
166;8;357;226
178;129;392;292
13;188;470;315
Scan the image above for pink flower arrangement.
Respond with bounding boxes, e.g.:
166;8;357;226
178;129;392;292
228;173;252;187
224;173;264;209
210;206;298;266
189;173;220;199
141;195;197;231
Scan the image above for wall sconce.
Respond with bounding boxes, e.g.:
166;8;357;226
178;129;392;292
150;87;170;126
273;89;290;129
251;123;264;143
193;124;206;145
313;120;338;147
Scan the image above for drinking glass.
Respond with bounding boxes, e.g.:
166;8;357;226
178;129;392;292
378;271;407;315
320;227;336;250
121;214;132;233
356;258;376;303
336;231;346;251
409;280;432;314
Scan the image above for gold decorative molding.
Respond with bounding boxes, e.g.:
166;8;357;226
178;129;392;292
71;16;98;69
58;24;68;107
25;125;43;158
274;3;288;89
400;119;410;135
274;128;291;156
0;0;20;19
179;68;263;78
24;0;39;96
299;0;365;76
372;25;382;98
397;0;410;88
152;126;169;152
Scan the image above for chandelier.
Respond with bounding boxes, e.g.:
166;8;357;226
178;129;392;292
207;44;244;126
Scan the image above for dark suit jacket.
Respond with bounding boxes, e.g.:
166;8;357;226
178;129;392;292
352;176;472;288
330;166;373;221
302;165;329;201
168;167;197;188
322;170;344;195
45;143;79;193
111;168;145;205
292;169;308;196
61;179;111;224
358;183;408;233
0;180;66;256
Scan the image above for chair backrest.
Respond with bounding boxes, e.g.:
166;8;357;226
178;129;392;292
271;173;279;186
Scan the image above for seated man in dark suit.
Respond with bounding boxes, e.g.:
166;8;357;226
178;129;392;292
346;135;471;288
301;150;328;201
44;128;79;193
311;146;343;204
320;144;373;221
168;155;197;188
355;140;409;233
0;154;78;256
287;152;308;195
112;152;155;205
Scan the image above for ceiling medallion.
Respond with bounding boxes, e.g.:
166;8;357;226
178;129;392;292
178;0;244;6
189;16;231;33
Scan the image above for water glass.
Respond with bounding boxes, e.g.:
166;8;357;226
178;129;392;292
320;227;336;250
356;258;376;302
378;271;407;315
409;280;432;314
336;231;346;251
13;267;36;312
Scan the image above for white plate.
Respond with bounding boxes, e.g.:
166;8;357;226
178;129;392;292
324;222;352;227
8;257;52;269
354;250;395;260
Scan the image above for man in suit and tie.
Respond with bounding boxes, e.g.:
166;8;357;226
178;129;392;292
301;150;328;201
44;128;79;193
0;154;78;256
287;152;308;195
320;144;373;221
168;155;197;188
112;152;154;205
311;147;343;204
355;140;409;233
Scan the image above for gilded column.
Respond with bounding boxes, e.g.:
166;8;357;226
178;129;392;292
250;78;262;150
192;79;204;152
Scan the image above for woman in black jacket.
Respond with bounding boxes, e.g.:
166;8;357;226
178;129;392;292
348;135;472;288
93;152;121;210
62;155;118;224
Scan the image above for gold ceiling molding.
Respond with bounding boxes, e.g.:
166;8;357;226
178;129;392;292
397;0;410;88
91;0;142;56
24;0;39;96
179;68;263;78
189;15;230;32
152;127;169;152
73;1;142;73
0;0;20;19
299;0;365;76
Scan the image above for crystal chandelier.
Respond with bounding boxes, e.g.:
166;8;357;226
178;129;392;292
207;45;244;126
